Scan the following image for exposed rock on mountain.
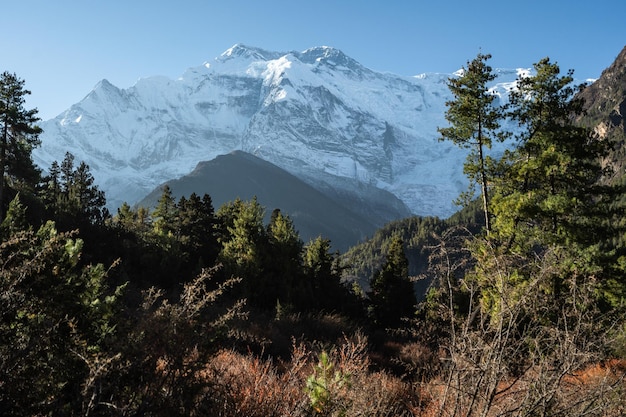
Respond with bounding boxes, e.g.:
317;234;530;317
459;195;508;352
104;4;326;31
577;45;626;179
33;44;520;220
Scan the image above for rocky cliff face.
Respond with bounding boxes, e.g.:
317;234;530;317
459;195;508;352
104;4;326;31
577;45;626;179
32;44;521;218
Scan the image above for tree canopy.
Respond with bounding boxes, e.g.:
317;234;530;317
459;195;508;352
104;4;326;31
0;72;42;221
438;53;507;234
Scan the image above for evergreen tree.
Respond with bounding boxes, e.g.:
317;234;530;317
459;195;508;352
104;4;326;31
368;236;416;328
491;58;615;251
0;193;29;238
218;197;268;305
115;201;136;228
41;153;108;227
265;209;303;310
304;236;351;312
0;72;42;220
178;192;220;270
40;160;61;211
72;160;107;223
152;185;177;236
438;53;507;234
113;202;152;237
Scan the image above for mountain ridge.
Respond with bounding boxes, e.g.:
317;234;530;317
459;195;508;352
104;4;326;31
32;44;523;218
577;45;626;179
137;150;386;251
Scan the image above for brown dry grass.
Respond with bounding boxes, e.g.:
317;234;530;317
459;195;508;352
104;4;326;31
420;360;626;417
202;333;424;417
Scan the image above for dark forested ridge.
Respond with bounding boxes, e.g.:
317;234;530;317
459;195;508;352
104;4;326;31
2;47;626;416
136;150;390;252
341;199;483;298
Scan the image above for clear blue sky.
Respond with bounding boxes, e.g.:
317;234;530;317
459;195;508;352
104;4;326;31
3;0;625;120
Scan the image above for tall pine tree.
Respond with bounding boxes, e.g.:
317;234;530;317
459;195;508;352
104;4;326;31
491;58;615;251
368;236;416;328
438;53;507;234
0;72;42;221
152;185;177;236
217;198;268;306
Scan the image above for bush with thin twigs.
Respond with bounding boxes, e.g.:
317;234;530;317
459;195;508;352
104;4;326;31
203;333;425;417
206;348;309;417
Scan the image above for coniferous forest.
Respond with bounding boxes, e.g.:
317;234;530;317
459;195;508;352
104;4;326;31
2;51;626;417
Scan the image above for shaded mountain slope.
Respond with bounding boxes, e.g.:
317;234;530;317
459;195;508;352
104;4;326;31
137;150;384;251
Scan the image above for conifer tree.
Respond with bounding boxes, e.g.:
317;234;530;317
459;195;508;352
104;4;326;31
0;193;29;238
491;58;615;251
178;192;219;269
438;53;507;234
152;185;177;236
218;198;268;305
265;209;303;309
304;236;350;312
368;235;416;327
115;202;136;227
0;72;42;221
41;153;108;226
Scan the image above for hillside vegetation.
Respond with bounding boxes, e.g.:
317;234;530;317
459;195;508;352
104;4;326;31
2;49;626;417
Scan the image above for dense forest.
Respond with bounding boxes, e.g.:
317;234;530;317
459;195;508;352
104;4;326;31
2;50;626;417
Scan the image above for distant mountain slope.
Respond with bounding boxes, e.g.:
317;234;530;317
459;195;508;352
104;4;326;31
577;45;626;179
33;44;520;219
137;150;387;251
340;199;484;299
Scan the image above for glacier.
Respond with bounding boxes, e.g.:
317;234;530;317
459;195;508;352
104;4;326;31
32;44;523;218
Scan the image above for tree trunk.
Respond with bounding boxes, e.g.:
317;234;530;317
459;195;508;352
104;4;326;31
0;115;7;222
478;126;490;235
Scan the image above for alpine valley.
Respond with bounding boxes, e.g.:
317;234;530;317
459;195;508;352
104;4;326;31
34;44;526;247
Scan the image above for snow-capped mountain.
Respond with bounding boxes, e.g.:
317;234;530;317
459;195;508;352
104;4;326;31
33;44;523;217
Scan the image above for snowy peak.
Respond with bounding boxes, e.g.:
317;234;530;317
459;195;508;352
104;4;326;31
296;46;369;76
218;43;285;62
34;44;528;219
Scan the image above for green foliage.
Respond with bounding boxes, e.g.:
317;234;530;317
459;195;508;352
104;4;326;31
0;193;29;238
264;208;304;310
303;236;358;314
41;152;108;227
439;53;508;232
0;221;123;415
0;71;42;220
342;204;482;303
218;197;267;303
430;232;623;417
177;192;220;269
2;66;626;415
305;351;351;416
108;190;221;289
343;216;442;285
152;184;177;236
492;58;616;252
367;235;417;328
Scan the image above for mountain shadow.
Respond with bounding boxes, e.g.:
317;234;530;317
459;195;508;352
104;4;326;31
137;150;382;252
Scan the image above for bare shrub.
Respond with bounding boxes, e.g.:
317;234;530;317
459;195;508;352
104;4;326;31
423;232;626;417
205;332;424;417
206;349;309;417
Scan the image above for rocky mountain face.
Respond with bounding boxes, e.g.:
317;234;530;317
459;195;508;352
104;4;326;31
33;44;521;220
577;45;626;179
